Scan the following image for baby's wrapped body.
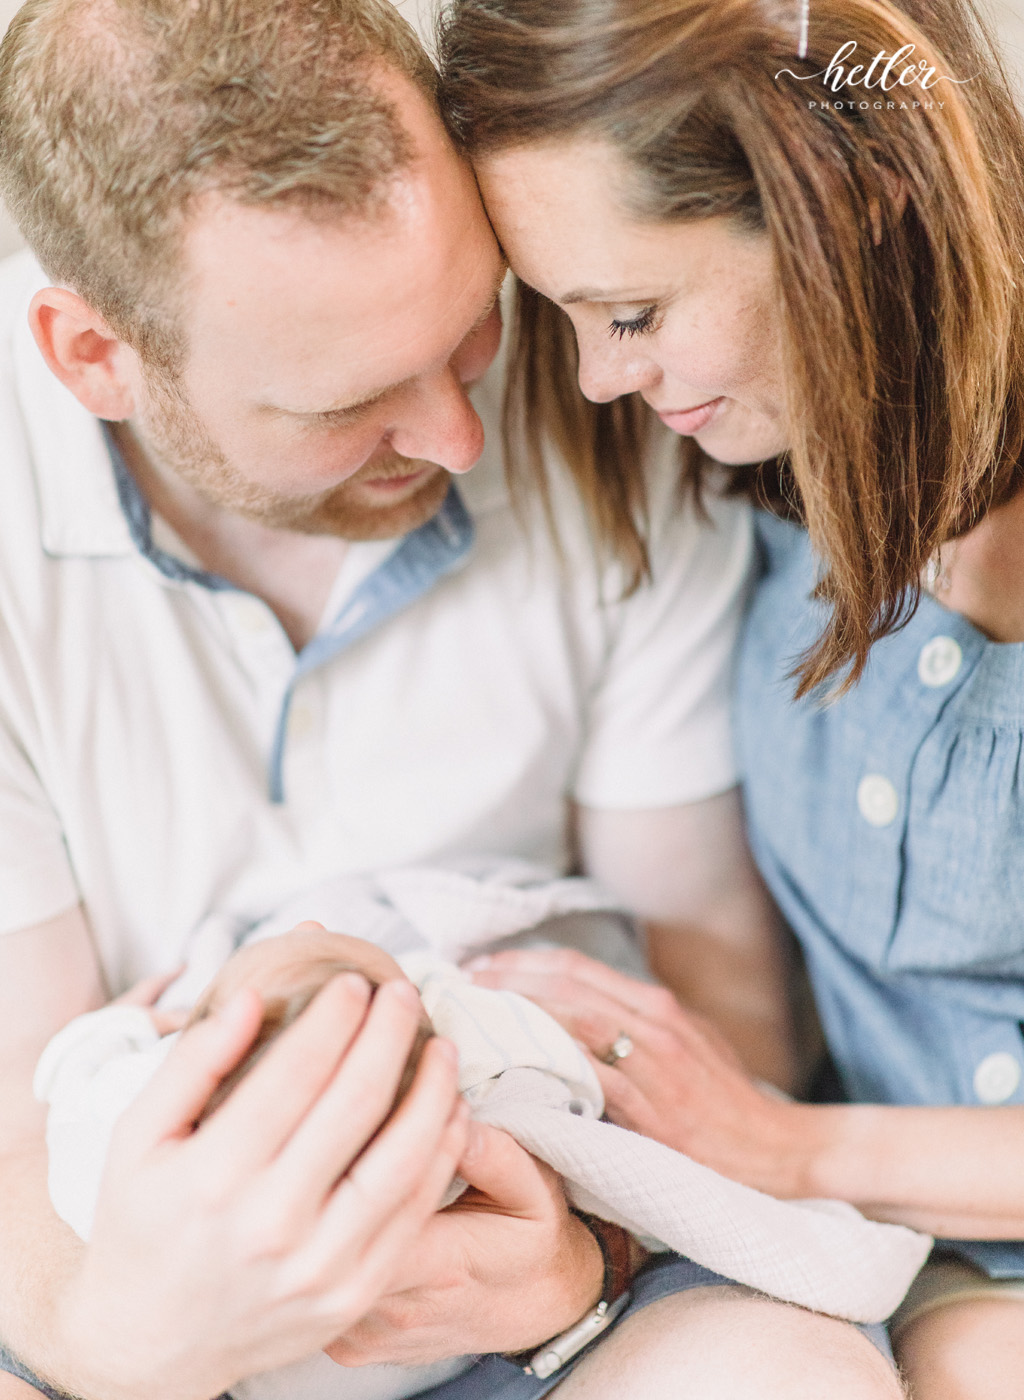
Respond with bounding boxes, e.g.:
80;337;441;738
36;925;931;1400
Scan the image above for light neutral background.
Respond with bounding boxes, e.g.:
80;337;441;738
0;0;1021;259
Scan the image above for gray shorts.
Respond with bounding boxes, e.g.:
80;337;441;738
0;1252;893;1400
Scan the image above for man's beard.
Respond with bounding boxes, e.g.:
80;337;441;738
132;369;450;541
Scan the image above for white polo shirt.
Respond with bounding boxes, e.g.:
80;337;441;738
0;253;752;992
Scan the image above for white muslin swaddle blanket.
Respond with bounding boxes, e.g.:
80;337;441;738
36;862;932;1400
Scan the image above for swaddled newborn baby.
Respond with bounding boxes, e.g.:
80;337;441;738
36;922;610;1400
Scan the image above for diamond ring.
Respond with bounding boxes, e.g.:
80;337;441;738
601;1032;634;1066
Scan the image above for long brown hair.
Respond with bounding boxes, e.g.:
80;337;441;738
438;0;1024;692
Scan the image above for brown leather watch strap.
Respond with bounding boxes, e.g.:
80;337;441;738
501;1212;641;1375
571;1211;636;1307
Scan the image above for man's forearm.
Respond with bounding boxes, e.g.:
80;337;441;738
0;908;109;1392
0;1137;84;1388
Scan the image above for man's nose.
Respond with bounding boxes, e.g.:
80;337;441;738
388;368;486;475
577;337;660;405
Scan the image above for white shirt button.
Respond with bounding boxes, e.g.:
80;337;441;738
288;702;315;739
230;596;274;635
856;774;900;827
973;1052;1021;1105
918;636;963;688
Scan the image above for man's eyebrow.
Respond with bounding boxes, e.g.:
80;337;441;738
279;269;508;420
560;286;653;305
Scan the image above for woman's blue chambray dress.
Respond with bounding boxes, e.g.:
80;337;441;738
736;512;1024;1279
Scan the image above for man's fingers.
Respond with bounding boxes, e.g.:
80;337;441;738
340;1035;463;1216
455;1122;561;1218
349;1087;470;1272
297;1038;465;1289
150;1007;189;1036
320;1094;471;1364
194;973;373;1176
268;978;434;1201
115;988;264;1154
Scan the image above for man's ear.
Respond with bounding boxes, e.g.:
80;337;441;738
28;286;137;420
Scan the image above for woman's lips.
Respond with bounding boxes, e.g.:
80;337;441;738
656;397;725;435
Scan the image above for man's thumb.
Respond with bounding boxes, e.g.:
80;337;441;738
456;1122;558;1217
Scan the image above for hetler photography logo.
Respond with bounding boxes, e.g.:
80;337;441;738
776;41;975;111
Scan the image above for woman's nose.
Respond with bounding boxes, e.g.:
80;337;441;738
576;336;660;405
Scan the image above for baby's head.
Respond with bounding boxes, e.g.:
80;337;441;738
187;923;434;1122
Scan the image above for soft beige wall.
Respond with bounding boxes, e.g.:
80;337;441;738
0;0;1021;261
994;0;1024;89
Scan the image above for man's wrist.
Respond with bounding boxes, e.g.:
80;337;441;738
560;1209;607;1319
54;1278;205;1400
50;1282;130;1400
507;1215;643;1379
572;1213;644;1304
498;1208;603;1354
0;1261;100;1400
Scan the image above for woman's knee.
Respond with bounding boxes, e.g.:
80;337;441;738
895;1298;1024;1400
551;1287;905;1400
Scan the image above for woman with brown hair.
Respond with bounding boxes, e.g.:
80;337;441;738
438;0;1024;1394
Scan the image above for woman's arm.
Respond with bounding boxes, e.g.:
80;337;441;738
800;1101;1024;1237
466;946;1024;1239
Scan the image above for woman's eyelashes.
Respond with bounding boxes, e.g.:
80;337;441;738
608;305;659;340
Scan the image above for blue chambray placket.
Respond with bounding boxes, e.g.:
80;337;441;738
846;608;980;968
102;426;475;805
267;486;475;803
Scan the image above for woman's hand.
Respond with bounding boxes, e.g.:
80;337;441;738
464;947;820;1200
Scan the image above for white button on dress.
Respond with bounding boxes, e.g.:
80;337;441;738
857;774;900;827
973;1052;1021;1105
918;636;963;688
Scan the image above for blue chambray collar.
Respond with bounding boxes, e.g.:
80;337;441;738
103;421;237;592
102;423;476;801
267;485;474;800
